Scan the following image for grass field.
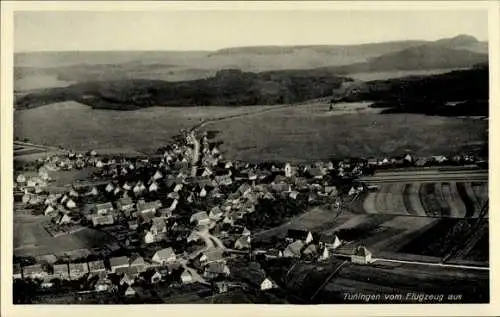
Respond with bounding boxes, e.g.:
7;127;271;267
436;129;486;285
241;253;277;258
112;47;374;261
356;181;487;218
15;101;488;160
14;214;116;258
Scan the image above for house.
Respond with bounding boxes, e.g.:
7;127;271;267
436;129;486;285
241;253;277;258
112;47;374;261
308;167;326;179
209;206;223;220
120;273;135;286
130;256;146;272
96;202;114;215
302;244;318;257
190;211;210;226
151;270;163;284
137;200;162;214
260;277;277;291
23;264;48;279
199;187;207;198
199;250;225;265
186;231;201;243
133;181;146;194
234;235;251;250
283;240;304;258
13;263;22;279
124;286;136;297
92;214;114;227
180;269;194;284
319;247;330;261
286;229;314;244
238;183;252;196
66;198;77;209
318;234;342;249
117;196;135;213
105;183;115;193
153;170;163;180
69;262;89;279
44;205;56;216
122;182;132;191
215;281;229;294
88;260;106;274
351;246;372;265
128;219;139;230
52;263;70;279
88;187;99;196
109;256;129;273
203;262;230;279
144;230;164;244
404;153;414;163
95;277;112;292
284;163;294;178
150;217;167;235
149;182;159;192
16;174;27;184
58;214;73;225
152;247;177;265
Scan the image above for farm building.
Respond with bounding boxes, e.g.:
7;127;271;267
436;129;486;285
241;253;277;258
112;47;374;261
109;256;129;273
180;270;194;284
92;214;114;227
69;262;89;279
96;202;114;215
260;277;277;291
190;211;210;226
286;229;314;245
88;260;106;274
204;262;230;279
120;273;135;286
22;264;48;279
351;246;373;265
152;247;177;265
52;263;70;279
283;240;305;258
234;235;251;250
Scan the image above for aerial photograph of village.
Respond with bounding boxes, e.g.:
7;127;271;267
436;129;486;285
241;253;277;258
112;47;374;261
11;8;490;305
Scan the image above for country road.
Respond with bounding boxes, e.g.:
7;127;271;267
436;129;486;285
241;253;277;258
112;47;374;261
359;170;488;184
330;252;489;271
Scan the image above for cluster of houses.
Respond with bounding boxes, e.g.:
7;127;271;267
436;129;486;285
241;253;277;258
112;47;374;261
13;128;472;300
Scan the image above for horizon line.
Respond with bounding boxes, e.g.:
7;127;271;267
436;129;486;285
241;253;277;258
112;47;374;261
14;34;488;54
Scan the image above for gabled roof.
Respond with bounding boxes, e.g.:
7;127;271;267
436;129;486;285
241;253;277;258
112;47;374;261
190;211;209;223
285;240;304;255
287;229;311;241
205;262;230;274
153;247;176;260
88;260;106;272
200;250;224;263
109;256;129;268
96;202;113;210
354;246;371;257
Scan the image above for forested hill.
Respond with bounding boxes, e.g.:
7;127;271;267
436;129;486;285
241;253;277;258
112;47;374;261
14;69;351;110
338;65;489;116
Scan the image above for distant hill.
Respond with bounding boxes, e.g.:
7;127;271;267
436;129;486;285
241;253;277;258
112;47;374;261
323;45;488;74
14;34;488;92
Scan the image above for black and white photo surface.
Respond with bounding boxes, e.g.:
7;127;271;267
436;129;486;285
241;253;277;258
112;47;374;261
4;2;495;309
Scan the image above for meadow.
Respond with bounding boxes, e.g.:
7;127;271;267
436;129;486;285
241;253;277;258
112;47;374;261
14;101;488;162
356;181;488;218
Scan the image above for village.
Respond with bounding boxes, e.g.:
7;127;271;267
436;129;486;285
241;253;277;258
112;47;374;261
13;127;486;303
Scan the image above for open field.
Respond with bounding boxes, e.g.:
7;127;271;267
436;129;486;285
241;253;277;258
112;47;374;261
14;214;116;258
354;181;487;218
271;259;488;303
14;102;280;154
202;104;487;162
15;101;487;160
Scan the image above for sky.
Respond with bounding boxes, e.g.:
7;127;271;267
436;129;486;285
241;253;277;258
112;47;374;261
14;10;489;52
